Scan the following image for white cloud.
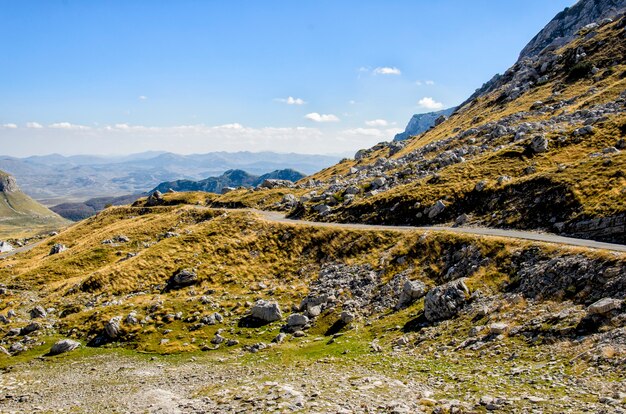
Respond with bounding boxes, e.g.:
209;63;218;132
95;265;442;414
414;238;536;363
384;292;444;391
373;66;401;75
425;80;435;85
138;95;148;101
49;122;91;130
348;100;356;105
418;97;444;110
415;81;423;86
1;123;17;129
365;119;388;127
26;122;43;129
305;112;339;123
276;96;306;105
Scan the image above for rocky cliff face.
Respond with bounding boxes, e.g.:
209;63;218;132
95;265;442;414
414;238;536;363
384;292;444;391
393;108;455;141
519;0;626;60
0;173;18;193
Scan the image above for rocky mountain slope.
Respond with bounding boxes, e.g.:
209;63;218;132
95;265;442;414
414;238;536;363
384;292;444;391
393;107;456;141
0;171;68;237
211;6;626;244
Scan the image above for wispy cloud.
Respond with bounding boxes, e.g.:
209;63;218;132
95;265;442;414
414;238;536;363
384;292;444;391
25;122;43;129
276;96;306;105
1;123;17;129
417;97;444;110
138;95;148;101
49;122;91;130
305;112;339;123
373;66;401;75
416;80;435;86
365;119;388;127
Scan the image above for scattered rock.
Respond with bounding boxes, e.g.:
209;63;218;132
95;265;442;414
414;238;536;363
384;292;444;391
105;316;122;339
250;300;282;322
49;243;67;255
428;200;446;219
286;313;309;327
340;311;355;324
424;278;470;322
396;280;428;310
530;135;549;153
49;339;80;355
588;298;622;315
168;269;198;289
30;305;47;319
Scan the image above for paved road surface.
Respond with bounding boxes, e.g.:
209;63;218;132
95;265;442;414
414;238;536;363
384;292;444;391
244;209;626;253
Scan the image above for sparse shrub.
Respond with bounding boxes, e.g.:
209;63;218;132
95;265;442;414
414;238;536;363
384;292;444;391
566;61;593;82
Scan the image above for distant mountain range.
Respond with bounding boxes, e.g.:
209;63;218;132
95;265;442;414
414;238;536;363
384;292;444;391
50;168;305;221
0;151;340;205
150;168;304;194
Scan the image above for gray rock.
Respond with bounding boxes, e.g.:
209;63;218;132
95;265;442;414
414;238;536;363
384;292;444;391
9;342;25;354
281;194;298;206
0;241;14;253
428;200;446;219
169;269;198;288
30;305;47;319
340;311;355;324
272;332;287;343
530;135;549;153
250;300;282;322
146;190;164;206
49;339;80;355
475;180;487;191
287;313;309;327
424;278;470;322
371;177;386;189
455;214;469;226
105;316;122;339
49;243;67;255
396;280;428;309
20;322;40;335
588;298;622;315
293;330;306;337
211;334;225;345
489;323;509;335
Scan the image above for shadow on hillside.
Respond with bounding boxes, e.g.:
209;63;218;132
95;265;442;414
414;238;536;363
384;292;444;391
402;313;429;333
237;315;271;328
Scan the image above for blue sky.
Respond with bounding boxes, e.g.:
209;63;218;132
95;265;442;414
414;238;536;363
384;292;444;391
0;0;574;156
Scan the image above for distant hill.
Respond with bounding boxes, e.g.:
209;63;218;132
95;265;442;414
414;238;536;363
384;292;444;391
0;151;340;203
0;170;68;237
50;194;142;222
393;108;456;141
150;168;305;194
50;168;306;221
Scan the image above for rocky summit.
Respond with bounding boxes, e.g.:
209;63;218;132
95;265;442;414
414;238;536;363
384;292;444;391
1;1;626;413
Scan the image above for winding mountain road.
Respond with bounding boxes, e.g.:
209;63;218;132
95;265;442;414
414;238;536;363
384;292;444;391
1;207;625;260
243;209;626;253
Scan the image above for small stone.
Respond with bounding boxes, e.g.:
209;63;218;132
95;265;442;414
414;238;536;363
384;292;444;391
340;311;355;324
49;243;67;255
30;305;47;319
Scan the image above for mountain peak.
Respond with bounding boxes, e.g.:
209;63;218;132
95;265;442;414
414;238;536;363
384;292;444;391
518;0;626;60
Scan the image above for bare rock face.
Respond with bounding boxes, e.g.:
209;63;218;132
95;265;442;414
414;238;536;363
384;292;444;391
250;300;282;322
0;174;18;192
49;339;80;355
519;0;626;60
424;278;470;322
